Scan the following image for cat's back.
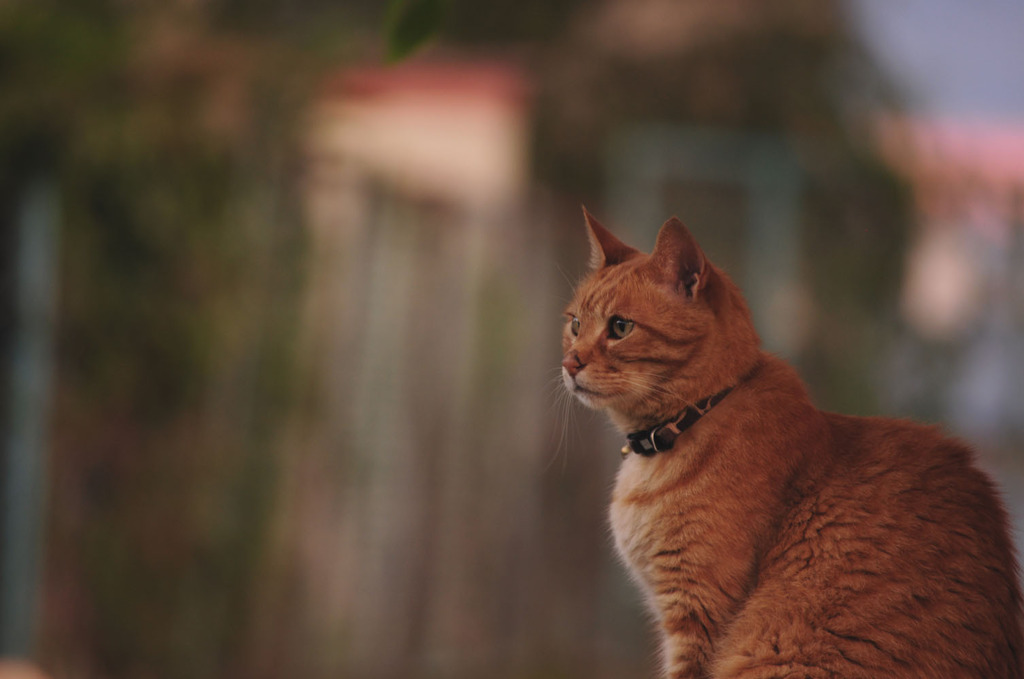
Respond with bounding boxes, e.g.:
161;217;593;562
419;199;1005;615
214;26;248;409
719;412;1024;677
824;411;1016;577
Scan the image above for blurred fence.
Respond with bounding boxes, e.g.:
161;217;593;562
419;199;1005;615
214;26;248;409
1;177;58;658
285;188;575;676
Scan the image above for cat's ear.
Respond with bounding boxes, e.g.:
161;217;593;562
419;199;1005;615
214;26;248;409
583;206;639;269
651;216;708;299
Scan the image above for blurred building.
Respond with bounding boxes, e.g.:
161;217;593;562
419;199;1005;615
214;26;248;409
880;117;1024;444
310;62;530;208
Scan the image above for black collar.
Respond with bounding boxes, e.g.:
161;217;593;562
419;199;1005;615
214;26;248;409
622;387;733;459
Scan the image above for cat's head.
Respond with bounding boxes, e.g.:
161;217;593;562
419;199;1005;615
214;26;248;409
562;209;761;431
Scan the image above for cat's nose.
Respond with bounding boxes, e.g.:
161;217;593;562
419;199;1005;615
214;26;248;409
562;353;585;378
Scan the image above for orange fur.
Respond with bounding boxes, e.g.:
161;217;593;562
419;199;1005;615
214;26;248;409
563;212;1022;678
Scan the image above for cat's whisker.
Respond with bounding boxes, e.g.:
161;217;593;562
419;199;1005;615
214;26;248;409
545;385;579;474
543;366;584;473
554;262;578;290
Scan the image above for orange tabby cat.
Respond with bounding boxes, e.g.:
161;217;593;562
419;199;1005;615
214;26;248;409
562;209;1022;678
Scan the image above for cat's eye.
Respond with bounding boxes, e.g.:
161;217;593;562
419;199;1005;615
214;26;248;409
609;316;634;339
570;316;580;336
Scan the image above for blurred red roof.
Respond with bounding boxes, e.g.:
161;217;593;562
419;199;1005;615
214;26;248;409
321;61;532;109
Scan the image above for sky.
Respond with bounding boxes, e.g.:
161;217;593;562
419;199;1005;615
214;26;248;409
849;0;1024;121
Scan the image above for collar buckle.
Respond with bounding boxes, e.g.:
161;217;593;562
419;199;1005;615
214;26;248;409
625;423;675;457
621;386;733;459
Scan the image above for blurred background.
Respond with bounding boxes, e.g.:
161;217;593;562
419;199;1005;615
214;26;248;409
1;0;1022;677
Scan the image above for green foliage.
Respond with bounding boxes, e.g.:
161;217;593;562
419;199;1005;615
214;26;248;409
0;3;322;677
385;0;446;62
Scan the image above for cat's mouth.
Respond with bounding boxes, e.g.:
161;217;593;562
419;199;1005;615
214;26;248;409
562;367;615;406
565;376;608;405
571;385;604;408
573;383;602;397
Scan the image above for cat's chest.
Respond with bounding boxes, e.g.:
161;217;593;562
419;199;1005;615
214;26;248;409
609;456;679;573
